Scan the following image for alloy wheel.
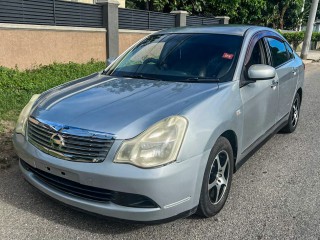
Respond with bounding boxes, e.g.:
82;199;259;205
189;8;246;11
292;98;299;127
208;150;230;205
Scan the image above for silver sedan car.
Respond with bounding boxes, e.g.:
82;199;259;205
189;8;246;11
13;25;304;223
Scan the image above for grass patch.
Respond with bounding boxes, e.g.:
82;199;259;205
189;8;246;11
0;60;105;127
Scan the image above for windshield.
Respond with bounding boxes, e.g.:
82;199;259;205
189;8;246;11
106;33;243;82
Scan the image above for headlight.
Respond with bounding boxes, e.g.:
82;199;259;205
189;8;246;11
114;116;188;168
15;94;40;136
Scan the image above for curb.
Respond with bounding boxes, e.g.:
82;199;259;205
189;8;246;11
303;60;313;64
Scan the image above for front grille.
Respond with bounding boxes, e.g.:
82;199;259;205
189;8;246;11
27;117;114;163
21;160;159;208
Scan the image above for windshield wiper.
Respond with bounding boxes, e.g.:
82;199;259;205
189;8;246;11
101;70;109;75
182;77;220;83
122;74;162;81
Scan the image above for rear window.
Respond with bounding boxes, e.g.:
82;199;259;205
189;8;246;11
285;42;295;60
266;38;290;67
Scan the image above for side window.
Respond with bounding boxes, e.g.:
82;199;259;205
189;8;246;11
246;39;267;69
285;42;295;59
266;38;290;67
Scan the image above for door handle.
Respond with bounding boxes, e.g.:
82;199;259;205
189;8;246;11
271;79;278;89
292;68;298;76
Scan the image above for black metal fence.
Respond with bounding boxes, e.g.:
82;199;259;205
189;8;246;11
186;15;221;26
118;8;176;30
118;8;222;31
0;0;222;30
0;0;103;27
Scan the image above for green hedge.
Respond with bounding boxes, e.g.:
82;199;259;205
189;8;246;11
0;60;105;123
279;31;320;50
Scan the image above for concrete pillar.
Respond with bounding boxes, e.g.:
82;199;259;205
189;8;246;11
215;16;230;24
96;0;120;62
170;10;188;27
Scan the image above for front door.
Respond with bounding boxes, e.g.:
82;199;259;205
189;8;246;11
240;38;279;152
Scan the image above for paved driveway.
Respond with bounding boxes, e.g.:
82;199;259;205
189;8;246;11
1;64;320;240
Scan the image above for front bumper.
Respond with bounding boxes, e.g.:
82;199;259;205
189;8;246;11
13;133;209;222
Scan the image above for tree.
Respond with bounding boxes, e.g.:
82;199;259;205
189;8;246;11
126;0;305;29
263;0;304;29
303;0;320;23
284;0;306;30
126;0;266;22
279;0;292;29
230;0;267;25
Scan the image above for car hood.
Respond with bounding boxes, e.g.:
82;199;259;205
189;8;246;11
32;73;219;139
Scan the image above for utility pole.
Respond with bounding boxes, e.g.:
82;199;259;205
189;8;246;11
301;0;319;59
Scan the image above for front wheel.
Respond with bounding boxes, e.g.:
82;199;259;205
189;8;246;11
280;93;301;133
196;137;234;217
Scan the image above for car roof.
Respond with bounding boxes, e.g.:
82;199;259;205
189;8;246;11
157;25;275;37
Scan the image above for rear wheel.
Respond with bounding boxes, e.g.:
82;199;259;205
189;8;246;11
281;93;301;133
197;137;234;217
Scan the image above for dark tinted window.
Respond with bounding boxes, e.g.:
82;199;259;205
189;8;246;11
247;39;267;68
108;34;243;82
266;38;290;67
285;42;294;59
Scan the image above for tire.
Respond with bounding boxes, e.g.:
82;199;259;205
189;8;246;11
196;136;234;218
280;93;301;133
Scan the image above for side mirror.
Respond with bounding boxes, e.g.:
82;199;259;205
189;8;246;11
248;64;276;80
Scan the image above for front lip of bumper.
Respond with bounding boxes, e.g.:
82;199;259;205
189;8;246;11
19;159;197;224
13;132;207;222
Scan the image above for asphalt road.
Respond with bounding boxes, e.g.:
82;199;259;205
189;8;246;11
1;64;320;240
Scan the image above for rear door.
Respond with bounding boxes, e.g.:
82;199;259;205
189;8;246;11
265;38;298;122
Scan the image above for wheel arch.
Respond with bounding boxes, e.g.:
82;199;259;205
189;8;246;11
297;88;302;105
220;130;238;173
